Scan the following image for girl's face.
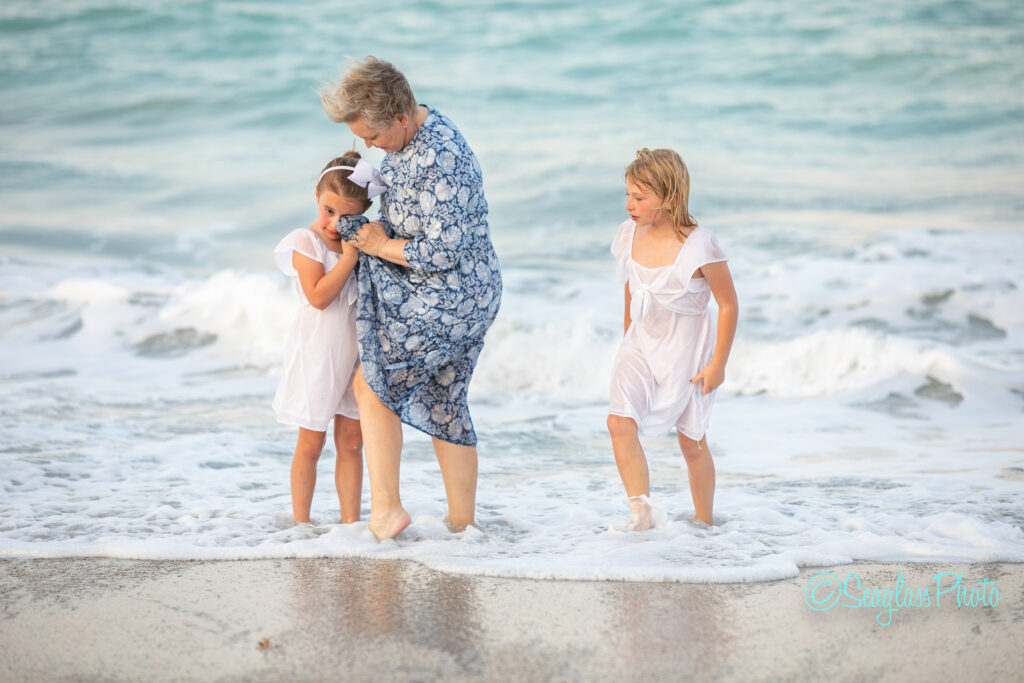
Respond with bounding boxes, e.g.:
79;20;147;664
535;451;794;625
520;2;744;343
625;179;665;228
346;115;409;154
313;190;366;242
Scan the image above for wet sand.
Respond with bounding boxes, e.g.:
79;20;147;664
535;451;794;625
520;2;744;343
1;559;1021;681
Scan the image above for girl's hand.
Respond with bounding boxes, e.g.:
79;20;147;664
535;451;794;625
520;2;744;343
339;238;359;265
691;363;725;395
350;221;389;257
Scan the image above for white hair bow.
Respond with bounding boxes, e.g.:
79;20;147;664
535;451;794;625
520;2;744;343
317;158;386;198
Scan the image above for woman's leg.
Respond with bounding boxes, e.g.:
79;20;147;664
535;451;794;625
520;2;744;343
352;367;410;539
291;428;327;523
332;415;363;524
678;433;715;525
432;438;478;531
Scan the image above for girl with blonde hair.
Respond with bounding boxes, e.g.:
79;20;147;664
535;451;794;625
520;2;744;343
607;148;738;530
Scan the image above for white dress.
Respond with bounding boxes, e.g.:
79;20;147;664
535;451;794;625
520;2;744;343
272;228;359;431
609;219;727;440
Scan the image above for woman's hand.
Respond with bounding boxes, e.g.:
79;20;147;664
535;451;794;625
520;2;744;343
349;221;389;257
691;362;725;395
348;221;411;267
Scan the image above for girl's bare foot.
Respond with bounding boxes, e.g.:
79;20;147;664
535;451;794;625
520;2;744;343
625;495;655;531
369;507;411;540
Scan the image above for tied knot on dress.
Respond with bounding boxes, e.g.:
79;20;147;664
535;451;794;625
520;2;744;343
630;282;656;326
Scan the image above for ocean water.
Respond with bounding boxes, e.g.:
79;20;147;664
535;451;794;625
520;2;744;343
1;0;1023;582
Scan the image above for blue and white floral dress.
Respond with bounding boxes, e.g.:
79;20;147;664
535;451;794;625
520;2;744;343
352;107;502;446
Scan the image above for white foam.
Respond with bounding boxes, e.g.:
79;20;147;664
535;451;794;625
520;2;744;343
4;455;1022;582
728;327;1023;406
2;227;1023;582
146;269;295;367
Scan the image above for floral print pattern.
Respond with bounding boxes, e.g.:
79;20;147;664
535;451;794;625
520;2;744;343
353;107;502;446
335;214;368;240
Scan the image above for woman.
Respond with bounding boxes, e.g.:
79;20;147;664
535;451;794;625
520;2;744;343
320;56;502;540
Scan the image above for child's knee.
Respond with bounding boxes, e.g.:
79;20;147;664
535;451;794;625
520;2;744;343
295;443;324;461
336;434;362;459
607;414;638;440
333;418;363;458
677;434;705;461
295;430;326;460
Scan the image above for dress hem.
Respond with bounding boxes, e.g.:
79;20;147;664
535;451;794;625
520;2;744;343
274;408;360;433
607;408;707;441
362;366;479;447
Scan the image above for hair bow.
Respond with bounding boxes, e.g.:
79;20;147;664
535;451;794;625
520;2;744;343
317;158;387;198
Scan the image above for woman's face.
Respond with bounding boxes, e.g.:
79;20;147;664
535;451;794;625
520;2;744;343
347;115;408;154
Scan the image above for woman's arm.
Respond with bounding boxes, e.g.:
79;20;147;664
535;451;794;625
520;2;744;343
349;221;409;267
399;144;487;274
293;240;358;310
690;261;738;394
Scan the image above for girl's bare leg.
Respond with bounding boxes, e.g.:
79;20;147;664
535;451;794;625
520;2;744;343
432;438;478;531
332;415;363;523
291;427;327;523
607;414;654;530
678;433;715;525
352;368;410;539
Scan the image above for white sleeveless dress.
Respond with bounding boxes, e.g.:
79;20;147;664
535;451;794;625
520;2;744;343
609;219;727;440
272;228;359;431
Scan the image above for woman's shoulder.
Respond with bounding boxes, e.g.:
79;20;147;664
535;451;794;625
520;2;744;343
422;106;450;131
400;107;481;186
418;107;469;149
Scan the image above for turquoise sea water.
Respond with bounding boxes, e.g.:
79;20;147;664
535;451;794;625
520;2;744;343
1;1;1023;580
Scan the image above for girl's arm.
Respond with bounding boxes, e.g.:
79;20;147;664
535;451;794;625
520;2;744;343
691;261;738;394
293;239;359;310
623;283;631;335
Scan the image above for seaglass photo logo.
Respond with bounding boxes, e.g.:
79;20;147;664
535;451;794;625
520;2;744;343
803;571;1001;626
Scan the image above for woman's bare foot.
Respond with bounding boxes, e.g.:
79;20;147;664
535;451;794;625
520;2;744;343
625;495;654;531
369;507;411;540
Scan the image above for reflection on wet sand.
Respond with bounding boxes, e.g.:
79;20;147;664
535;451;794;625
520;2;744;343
286;557;732;679
2;559;1017;681
611;582;732;678
287;558;484;677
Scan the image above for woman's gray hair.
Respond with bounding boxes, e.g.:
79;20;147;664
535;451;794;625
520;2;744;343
319;56;417;130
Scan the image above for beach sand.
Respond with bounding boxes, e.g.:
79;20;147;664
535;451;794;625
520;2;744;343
1;559;1021;682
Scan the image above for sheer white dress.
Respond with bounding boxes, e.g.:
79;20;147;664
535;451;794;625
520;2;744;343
272;228;359;431
609;219;727;440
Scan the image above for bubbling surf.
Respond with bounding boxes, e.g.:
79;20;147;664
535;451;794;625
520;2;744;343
2;0;1023;580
